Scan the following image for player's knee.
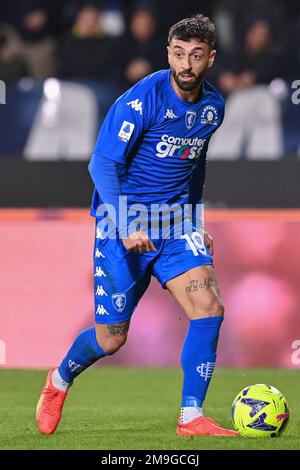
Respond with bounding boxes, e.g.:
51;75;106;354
97;334;127;355
96;327;128;355
192;296;224;319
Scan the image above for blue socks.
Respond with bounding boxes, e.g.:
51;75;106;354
58;327;107;383
181;316;223;408
57;317;223;404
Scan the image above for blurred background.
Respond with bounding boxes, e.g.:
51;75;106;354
0;0;299;369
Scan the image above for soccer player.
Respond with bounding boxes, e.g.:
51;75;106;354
36;14;239;437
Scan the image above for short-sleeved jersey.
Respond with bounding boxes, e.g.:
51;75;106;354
90;69;224;216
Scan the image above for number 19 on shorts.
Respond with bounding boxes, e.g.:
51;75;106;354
181;232;207;256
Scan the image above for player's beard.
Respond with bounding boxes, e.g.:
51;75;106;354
171;66;204;91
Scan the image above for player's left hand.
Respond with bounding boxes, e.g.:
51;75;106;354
203;229;214;256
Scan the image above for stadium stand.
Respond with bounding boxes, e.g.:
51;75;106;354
0;0;299;159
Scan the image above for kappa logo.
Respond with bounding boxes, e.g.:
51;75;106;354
96;285;108;296
118;120;135;142
112;293;126;312
96;227;105;239
127;99;143;115
95;248;105;258
164;109;178;119
96;304;109;315
94;267;106;278
185;110;196;129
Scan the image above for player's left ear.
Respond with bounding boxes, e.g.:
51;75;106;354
208;49;216;69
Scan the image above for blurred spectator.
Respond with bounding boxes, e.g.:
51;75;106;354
212;18;281;96
0;24;28;81
122;3;167;85
0;0;62;79
207;15;284;160
59;3;125;122
170;2;299;160
101;0;126;36
61;0;125;36
217;0;298;46
59;4;123;81
0;1;299;158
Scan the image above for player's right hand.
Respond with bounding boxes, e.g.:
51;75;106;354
122;230;157;253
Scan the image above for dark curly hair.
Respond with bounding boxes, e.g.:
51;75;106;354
168;14;216;50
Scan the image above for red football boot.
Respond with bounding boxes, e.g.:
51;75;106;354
176;416;239;436
36;368;68;435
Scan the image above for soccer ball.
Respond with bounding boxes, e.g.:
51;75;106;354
231;384;289;438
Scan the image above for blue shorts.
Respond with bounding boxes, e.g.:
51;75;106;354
93;220;212;324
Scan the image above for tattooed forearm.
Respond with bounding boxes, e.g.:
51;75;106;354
185;278;215;293
106;321;130;337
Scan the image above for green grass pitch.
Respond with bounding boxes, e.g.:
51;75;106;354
0;367;299;450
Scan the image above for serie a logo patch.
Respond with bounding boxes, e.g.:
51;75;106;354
118;121;135;142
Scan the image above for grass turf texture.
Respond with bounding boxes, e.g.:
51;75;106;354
0;368;299;450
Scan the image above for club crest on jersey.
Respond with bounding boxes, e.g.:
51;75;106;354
112;293;126;312
201;105;218;126
185;111;196;129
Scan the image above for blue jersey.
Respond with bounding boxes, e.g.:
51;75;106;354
90;69;224;217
